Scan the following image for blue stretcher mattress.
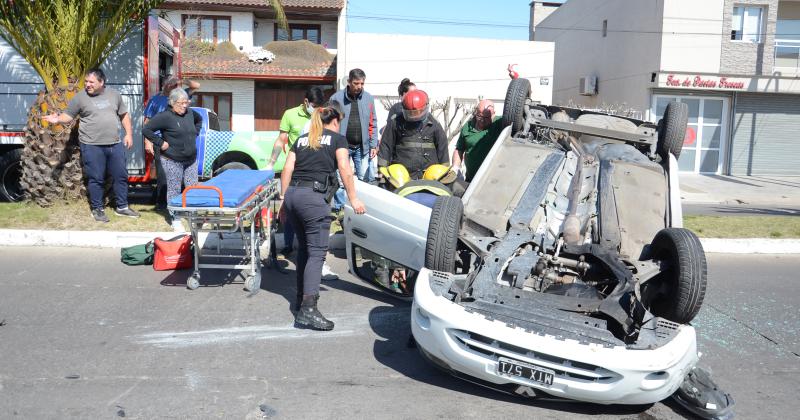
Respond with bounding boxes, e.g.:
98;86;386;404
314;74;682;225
170;169;275;208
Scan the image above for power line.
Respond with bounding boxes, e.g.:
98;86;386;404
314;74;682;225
536;25;800;37
552;71;652;93
347;49;553;63
347;14;528;28
366;75;553;85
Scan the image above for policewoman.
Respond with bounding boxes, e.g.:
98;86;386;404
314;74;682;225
280;100;366;331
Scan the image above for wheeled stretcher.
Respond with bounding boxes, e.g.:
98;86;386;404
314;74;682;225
168;169;279;292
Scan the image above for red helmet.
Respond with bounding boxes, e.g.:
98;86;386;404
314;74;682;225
402;89;429;122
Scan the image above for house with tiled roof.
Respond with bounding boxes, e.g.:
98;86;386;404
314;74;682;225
158;0;345;131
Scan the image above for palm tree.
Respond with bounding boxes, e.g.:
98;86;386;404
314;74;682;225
0;0;165;206
267;0;288;32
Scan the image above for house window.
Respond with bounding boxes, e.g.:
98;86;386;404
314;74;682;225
274;24;321;44
731;5;763;42
196;93;232;131
602;20;607;37
183;15;231;44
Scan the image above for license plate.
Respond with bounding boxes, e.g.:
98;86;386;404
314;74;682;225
497;357;555;386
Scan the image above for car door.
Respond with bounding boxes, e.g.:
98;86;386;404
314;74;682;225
344;180;431;296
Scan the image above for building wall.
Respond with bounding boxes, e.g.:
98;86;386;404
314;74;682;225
719;0;779;74
535;0;664;115
253;19;338;49
342;33;553;111
530;2;562;40
660;0;724;73
163;10;255;50
197;79;255;131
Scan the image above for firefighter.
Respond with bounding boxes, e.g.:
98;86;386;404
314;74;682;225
377;90;449;181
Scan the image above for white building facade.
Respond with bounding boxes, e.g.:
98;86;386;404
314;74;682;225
536;0;800;176
342;33;554;130
161;0;342;132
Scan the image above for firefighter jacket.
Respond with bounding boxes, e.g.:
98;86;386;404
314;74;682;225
378;113;449;180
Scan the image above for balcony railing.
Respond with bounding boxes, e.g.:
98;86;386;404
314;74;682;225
774;39;800;74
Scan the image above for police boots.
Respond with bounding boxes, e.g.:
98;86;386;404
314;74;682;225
293;279;304;312
295;294;334;331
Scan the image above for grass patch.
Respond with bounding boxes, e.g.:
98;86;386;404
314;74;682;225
0;201;172;232
684;215;800;238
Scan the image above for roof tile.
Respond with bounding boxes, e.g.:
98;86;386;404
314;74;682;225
182;50;336;80
163;0;343;9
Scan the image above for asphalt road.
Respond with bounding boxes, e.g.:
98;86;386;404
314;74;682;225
0;247;797;419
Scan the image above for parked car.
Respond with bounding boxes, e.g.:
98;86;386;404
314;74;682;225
191;107;283;178
343;79;732;418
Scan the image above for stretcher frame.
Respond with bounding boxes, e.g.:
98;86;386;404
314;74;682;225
168;179;279;292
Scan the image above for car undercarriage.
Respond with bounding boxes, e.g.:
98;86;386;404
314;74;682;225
343;78;735;418
410;79;734;418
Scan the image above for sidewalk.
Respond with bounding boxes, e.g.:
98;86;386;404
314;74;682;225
679;174;800;206
1;174;798;254
1;227;799;254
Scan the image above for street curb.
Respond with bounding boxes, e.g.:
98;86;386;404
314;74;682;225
0;229;252;249
1;229;799;254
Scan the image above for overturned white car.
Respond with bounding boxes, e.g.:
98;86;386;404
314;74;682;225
344;79;733;418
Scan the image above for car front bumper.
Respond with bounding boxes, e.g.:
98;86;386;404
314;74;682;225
411;268;699;405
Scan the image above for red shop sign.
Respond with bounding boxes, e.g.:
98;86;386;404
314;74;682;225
666;74;745;90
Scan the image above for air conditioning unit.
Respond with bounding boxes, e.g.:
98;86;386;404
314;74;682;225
579;75;597;96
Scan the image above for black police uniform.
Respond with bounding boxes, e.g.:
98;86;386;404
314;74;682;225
378;113;449;180
283;128;348;298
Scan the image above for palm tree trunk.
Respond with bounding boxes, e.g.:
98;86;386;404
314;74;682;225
20;83;85;206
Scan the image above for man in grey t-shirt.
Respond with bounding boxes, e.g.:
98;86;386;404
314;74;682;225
44;68;139;222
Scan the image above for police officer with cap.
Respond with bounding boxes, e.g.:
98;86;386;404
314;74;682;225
281;100;366;331
378;90;449;180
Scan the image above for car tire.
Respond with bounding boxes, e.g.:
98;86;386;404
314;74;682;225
503;78;531;135
425;196;463;273
645;227;707;324
215;161;251;176
657;101;688;160
0;148;24;202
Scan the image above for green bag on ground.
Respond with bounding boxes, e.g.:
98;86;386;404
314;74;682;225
121;241;155;266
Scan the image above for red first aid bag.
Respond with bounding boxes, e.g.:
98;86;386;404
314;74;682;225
153;235;193;271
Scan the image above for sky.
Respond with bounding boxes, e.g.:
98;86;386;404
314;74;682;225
345;0;552;40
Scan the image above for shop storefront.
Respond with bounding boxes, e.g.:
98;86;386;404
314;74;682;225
652;93;730;174
652;72;800;176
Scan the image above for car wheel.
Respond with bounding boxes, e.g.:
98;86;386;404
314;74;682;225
215;161;251;176
657;102;688;160
503;78;531;135
425;196;463;273
644;227;707;324
0;148;24;202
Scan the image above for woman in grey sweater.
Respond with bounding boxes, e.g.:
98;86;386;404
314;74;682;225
142;88;203;231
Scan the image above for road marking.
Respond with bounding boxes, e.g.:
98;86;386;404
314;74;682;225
132;310;409;348
106;379;142;407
